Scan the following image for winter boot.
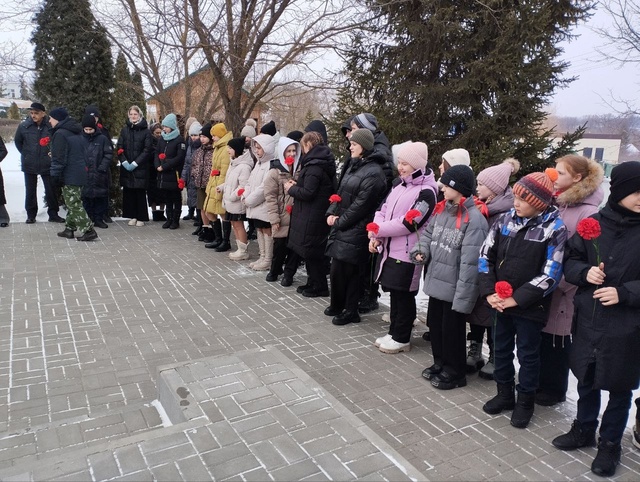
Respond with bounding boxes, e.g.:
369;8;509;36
198;225;211;241
252;233;273;271
552;420;597;450
483;382;516;415
76;228;98;242
205;220;222;249
169;210;180;229
510;389;535;428
57;227;75;239
634;398;640;450
183;207;195;221
229;240;250;261
249;231;265;269
192;225;203;236
479;346;495;380
162;207;173;229
591;438;622;477
215;221;232;252
466;341;485;373
193;209;202;227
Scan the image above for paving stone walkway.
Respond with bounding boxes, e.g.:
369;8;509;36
0;220;639;480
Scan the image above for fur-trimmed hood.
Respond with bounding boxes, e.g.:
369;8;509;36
556;159;604;207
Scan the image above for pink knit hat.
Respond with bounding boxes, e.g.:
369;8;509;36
477;158;520;196
397;141;428;171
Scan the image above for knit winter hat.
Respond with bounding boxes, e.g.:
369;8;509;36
260;120;277;136
161;113;178;131
228;137;246;158
287;130;304;143
188;121;203;136
609;161;640;204
49;107;68;122
81;114;97;129
477;158;521;196
240;119;257;138
304;120;328;144
84;104;101;117
211;123;227;138
200;122;213;141
350;129;375;152
397;141;429;171
353;113;378;132
440;165;476;197
29;102;45;112
442;148;471;168
512;168;559;212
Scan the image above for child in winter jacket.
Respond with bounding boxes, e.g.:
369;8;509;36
479;168;567;429
264;136;301;285
411;165;488;389
369;142;438;354
154;113;186;229
223;136;253;261
552;161;640;477
203;123;232;251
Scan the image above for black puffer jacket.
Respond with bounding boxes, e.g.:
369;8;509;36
82;131;113;198
325;156;387;264
14;116;52;175
0;135;7;205
287;145;336;260
49;117;87;186
117;118;153;189
565;204;640;392
154;135;186;190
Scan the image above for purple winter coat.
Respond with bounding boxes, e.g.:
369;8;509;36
372;169;438;292
544;162;604;337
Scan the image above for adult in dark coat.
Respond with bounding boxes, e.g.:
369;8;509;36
0;134;8;226
553;162;640;477
84;104;114;221
117;106;153;224
325;129;387;325
286;131;336;296
147;122;167;220
154;113;186;229
80;115;113;228
14;102;63;223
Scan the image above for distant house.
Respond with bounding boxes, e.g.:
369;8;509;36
146;67;264;125
1;81;21;99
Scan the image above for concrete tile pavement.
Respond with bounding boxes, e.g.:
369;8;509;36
0;220;639;480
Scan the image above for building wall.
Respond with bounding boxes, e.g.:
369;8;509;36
551;136;622;164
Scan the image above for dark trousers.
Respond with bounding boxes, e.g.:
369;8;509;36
360;252;380;301
538;332;571;397
329;259;361;312
468;323;494;349
122;187;150;221
388;289;417;344
494;313;543;393
576;363;633;444
24;172;59;218
164;190;182;218
305;256;328;292
82;196;108;222
427;298;467;378
271;237;300;278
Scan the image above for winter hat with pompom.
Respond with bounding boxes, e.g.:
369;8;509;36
260;120;277;136
241;118;257;138
513;168;558;212
397;141;429;172
477;158;521;196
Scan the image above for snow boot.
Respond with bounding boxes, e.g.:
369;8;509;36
483;382;516;415
249;231;265;269
552;420;597;450
215;221;232;252
205;220;222;249
229;240;250;260
252;232;273;271
510;389;535;428
466;340;485;373
162;207;173;229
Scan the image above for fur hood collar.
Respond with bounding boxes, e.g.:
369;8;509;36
556;159;604;207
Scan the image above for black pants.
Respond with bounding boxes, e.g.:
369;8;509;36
469;323;494;349
427;297;467;378
329;259;361;312
24;172;58;218
271;237;300;278
387;289;417;344
538;332;571;397
82;196;108;222
360;252;380;301
122;187;150;221
305;256;328;292
164;190;182;218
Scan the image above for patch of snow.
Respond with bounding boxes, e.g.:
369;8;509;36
150;399;173;427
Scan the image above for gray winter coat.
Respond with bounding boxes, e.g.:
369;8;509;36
410;196;489;314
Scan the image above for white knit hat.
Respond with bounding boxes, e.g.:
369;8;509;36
188;121;202;136
398;142;429;171
442;148;470;168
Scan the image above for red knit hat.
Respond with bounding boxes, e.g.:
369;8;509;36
512;168;558;212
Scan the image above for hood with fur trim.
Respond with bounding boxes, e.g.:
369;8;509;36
556;159;604;207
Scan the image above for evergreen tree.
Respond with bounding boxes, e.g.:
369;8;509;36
8;102;21;120
111;52;132;137
130;71;146;118
31;0;114;121
336;1;591;174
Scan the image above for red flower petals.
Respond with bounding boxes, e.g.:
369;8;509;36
39;137;50;146
405;209;422;223
329;194;342;203
495;281;513;299
211;169;220;177
576;218;601;241
117;148;124;155
286;205;293;214
237;188;245;196
366;222;380;235
158;153;166;160
284;156;295;166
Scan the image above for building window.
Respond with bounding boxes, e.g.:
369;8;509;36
595;148;604;163
583;147;593;158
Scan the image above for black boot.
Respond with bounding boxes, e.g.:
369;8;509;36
591;438;621;477
193;209;202;227
205;220;222;249
483;382;516;415
183;207;195;221
169;210;180;229
552;420;597;450
510;389;535;428
57;227;75;239
153;210;166;222
215;221;232;252
192;225;203;236
162;208;173;229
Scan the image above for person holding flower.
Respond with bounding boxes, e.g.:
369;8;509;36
223;136;253;260
264;136;301;285
325;129;387;325
552;161;640;477
478;168;567;429
154;113;186;229
410;165;488;388
368;142;438;353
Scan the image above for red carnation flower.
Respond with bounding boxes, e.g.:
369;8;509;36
211;169;220;177
284;156;295;166
286;205;293;214
178;178;186;190
576;218;601;241
237;188;245;196
495;281;514;299
39;137;50;147
159;153;166;160
117;148;124;155
97;123;103;129
329;194;342;203
405;209;422;224
366;222;380;235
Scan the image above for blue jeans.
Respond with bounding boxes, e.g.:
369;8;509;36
493;313;543;393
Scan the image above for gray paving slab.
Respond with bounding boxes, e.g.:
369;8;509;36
0;221;639;480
